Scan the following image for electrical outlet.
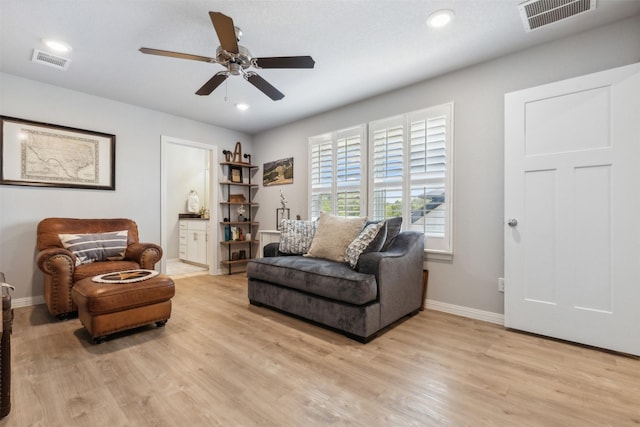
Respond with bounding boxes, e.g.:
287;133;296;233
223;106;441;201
498;277;505;293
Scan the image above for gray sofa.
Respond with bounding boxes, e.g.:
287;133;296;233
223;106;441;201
246;231;424;342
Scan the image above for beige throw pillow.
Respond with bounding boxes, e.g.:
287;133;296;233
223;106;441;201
305;212;367;262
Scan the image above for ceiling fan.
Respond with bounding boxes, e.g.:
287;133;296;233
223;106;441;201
139;11;315;101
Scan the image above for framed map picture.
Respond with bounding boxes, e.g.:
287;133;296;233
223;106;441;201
0;116;115;190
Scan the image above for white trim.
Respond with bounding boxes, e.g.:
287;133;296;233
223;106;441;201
12;295;46;308
425;250;453;262
425;299;504;325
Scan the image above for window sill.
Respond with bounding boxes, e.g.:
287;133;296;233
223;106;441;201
424;250;453;263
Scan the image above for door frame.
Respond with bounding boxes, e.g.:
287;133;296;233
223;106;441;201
160;135;218;275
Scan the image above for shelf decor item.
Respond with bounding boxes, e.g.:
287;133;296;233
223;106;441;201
228;165;243;183
276;208;290;230
232;142;243;163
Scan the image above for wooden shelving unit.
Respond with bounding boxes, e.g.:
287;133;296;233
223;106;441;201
219;161;259;274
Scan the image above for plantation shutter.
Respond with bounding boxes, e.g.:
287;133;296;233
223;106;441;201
309;125;365;219
408;105;452;252
309;135;334;220
370;116;404;221
336;130;363;217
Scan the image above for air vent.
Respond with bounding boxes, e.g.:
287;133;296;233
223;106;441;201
31;49;71;70
519;0;596;32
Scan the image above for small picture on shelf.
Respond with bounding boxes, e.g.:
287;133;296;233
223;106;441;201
229;165;243;183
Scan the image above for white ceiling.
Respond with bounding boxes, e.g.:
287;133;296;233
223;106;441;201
1;1;639;134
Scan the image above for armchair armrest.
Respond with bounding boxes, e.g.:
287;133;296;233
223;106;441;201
125;242;163;270
36;247;76;276
357;231;425;328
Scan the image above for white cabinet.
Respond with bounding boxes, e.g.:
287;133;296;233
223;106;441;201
179;220;209;266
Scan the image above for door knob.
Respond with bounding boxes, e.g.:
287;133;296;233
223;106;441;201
507;219;518;227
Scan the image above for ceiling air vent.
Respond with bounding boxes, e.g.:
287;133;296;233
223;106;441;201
31;49;71;70
519;0;596;32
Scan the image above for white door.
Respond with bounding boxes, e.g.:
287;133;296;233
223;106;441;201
504;63;640;356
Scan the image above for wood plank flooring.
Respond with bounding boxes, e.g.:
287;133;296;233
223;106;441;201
3;273;639;426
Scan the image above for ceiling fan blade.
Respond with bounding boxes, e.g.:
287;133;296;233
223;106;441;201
245;73;284;101
196;72;229;96
253;56;315;69
210;12;239;54
139;47;216;63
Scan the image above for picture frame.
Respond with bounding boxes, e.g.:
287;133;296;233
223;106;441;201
228;165;243;183
0;115;115;190
263;157;293;186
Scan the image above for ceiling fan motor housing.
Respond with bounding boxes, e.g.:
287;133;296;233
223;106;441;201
216;45;251;75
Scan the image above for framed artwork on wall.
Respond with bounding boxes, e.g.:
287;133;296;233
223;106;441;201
0;115;116;190
263;157;293;186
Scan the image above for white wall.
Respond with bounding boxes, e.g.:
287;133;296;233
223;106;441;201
166;144;209;260
0;73;251;301
251;16;640;316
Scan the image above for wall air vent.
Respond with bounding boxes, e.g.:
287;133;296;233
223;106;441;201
31;49;71;70
519;0;596;32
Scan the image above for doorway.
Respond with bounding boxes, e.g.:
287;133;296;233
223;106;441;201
160;135;218;275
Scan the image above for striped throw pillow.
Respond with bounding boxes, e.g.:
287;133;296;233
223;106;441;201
59;230;128;266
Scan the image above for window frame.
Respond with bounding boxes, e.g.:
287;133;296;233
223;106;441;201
308;102;454;257
308;125;367;219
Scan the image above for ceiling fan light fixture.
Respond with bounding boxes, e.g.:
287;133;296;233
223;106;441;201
235;103;250;111
42;38;72;53
426;9;455;28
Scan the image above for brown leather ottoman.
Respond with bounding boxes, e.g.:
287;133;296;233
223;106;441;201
71;273;175;343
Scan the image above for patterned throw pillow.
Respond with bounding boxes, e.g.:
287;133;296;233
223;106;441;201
59;230;128;266
278;219;318;255
345;222;385;268
305;213;367;262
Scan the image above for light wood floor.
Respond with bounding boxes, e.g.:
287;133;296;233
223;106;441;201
2;273;639;427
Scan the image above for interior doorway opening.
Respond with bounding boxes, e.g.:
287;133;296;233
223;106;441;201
160;135;218;276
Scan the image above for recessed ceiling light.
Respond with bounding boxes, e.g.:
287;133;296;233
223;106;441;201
42;38;72;53
426;9;454;29
235;103;250;111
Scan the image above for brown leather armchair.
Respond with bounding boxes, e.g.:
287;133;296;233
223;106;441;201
36;218;163;319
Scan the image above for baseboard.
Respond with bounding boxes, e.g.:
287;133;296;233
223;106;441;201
425;299;504;325
12;295;46;308
12;294;505;327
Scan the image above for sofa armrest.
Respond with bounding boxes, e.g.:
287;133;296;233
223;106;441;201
263;242;297;257
125;243;163;269
263;242;280;257
36;247;76;276
357;231;425;327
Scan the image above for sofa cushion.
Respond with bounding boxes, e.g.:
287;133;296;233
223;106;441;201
59;230;128;266
247;256;378;305
305;213;367;262
381;217;402;251
278;219;318;255
344;222;386;268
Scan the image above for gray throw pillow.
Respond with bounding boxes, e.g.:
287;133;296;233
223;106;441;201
381;216;402;251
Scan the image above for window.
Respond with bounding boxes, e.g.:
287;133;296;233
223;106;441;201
309;103;453;255
309;125;366;219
